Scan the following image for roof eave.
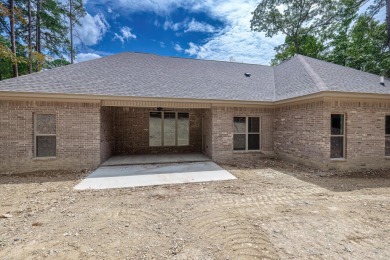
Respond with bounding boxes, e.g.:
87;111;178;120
2;90;390;107
274;91;390;105
0;91;275;106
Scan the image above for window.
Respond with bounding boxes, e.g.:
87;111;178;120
233;117;260;151
34;114;56;157
330;114;345;158
149;112;189;147
385;116;390;156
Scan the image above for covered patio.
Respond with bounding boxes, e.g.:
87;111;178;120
100;105;213;163
74;153;236;190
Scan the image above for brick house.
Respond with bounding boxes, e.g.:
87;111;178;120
1;52;390;173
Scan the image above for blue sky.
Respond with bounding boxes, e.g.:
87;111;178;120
74;0;387;65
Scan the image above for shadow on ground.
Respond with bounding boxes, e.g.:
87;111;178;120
225;158;390;192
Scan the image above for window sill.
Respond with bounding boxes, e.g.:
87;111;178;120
233;150;262;154
385;156;390;160
330;158;346;162
33;157;57;161
149;145;191;148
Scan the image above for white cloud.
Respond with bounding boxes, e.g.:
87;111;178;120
163;19;185;31
184;18;216;33
182;1;284;64
159;41;166;48
75;13;109;46
161;17;215;34
174;43;183;52
95;0;284;64
107;0;196;15
75;53;102;63
107;7;112;13
184;42;201;55
114;26;137;44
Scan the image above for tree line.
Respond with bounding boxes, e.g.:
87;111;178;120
251;0;390;77
0;0;85;80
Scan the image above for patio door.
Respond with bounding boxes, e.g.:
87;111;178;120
149;111;190;147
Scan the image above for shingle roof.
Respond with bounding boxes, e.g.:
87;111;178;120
274;55;390;100
0;52;389;102
0;52;274;102
274;55;320;100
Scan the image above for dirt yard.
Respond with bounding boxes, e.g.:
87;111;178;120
1;159;390;259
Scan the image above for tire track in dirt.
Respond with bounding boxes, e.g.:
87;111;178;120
261;212;390;259
187;208;279;259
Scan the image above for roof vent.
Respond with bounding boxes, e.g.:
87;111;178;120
244;73;251;77
380;76;385;86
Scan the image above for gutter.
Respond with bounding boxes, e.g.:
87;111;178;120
1;90;390;108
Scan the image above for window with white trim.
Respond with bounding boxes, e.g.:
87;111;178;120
34;114;56;157
330;114;345;158
149;112;189;147
385;116;390;156
233;117;260;151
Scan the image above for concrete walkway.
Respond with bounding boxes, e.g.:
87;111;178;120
74;161;236;190
102;153;210;166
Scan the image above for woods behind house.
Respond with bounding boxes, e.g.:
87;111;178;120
0;0;85;80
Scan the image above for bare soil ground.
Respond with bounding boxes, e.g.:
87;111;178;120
1;159;390;259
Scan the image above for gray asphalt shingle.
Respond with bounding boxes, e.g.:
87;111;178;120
0;52;388;102
300;55;390;95
0;52;274;102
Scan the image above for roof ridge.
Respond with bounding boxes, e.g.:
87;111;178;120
297;55;328;91
130;52;270;67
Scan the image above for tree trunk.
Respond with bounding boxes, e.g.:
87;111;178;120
9;0;18;77
294;41;300;55
70;0;74;64
36;0;41;71
28;0;32;74
387;0;390;48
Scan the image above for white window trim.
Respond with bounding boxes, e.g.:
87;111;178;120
233;116;261;152
149;111;190;147
330;113;346;159
34;113;57;158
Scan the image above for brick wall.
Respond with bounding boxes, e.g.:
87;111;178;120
111;107;205;154
210;106;274;164
274;100;328;169
0;101;101;174
273;98;390;171
323;98;390;171
202;108;213;158
3;98;390;174
100;107;113;163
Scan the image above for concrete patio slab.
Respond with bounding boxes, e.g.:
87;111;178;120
74;162;236;190
102;153;210;166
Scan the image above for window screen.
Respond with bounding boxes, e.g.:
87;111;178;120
330;114;345;158
385;116;390;156
149;112;190;147
35;114;56;157
163;112;176;146
233;117;260;151
177;113;189;146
